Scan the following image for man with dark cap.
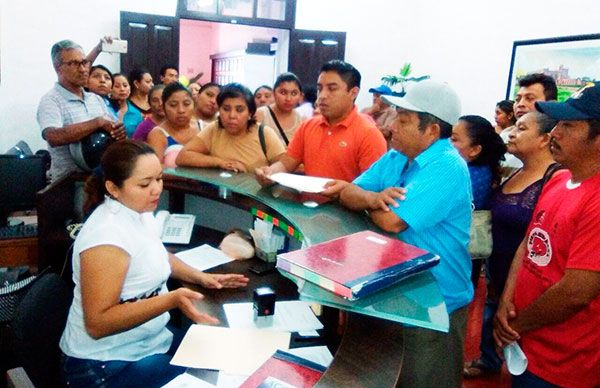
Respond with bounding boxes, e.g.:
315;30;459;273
494;83;600;388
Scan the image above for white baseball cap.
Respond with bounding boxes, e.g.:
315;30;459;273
382;80;462;125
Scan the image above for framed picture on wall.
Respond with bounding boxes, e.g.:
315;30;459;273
506;33;600;101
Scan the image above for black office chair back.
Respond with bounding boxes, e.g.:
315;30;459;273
8;272;72;388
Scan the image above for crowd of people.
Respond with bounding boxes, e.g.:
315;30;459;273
35;38;600;387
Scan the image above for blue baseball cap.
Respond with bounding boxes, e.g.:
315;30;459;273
535;83;600;120
368;84;393;95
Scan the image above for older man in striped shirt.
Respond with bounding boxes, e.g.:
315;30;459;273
37;40;125;182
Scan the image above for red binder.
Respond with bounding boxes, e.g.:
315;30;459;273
276;230;439;300
240;350;325;388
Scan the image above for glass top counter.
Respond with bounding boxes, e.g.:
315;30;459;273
164;167;449;332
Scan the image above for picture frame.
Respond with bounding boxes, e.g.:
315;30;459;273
506;33;600;101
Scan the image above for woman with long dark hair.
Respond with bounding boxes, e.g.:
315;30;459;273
146;83;198;167
463;111;561;378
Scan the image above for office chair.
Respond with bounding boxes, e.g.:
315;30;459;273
6;272;72;388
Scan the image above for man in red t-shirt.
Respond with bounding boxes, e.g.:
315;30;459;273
493;83;600;388
255;60;386;197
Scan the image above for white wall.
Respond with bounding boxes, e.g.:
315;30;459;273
296;0;600;122
0;1;176;153
2;0;600;153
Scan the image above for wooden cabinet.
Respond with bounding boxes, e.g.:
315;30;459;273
0;238;38;269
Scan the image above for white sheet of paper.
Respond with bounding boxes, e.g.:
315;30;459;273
286;346;334;368
175;244;234;271
171;325;290;375
223;301;323;332
216;372;248;388
297;330;319;337
269;172;333;193
162;372;215;388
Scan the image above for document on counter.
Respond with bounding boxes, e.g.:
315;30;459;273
269;172;333;193
175;244;234;271
216;372;248;388
162;372;215;387
171;325;290;375
223;300;323;333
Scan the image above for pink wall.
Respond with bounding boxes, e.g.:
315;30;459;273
179;19;217;85
179;19;289;85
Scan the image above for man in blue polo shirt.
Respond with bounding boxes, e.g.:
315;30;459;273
37;39;125;182
339;79;473;386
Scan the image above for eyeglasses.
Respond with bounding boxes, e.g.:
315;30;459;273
61;59;91;68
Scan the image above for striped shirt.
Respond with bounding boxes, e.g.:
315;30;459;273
37;83;110;181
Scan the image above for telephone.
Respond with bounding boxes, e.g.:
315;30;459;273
102;39;128;54
155;210;196;244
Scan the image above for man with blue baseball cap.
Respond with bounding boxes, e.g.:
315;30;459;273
361;84;397;144
339;79;473;386
494;83;600;387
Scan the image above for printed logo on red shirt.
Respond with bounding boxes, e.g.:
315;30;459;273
527;226;552;266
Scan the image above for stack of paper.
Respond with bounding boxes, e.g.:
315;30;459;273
269;172;333;193
223;300;323;333
171;325;291;375
175;244;234;271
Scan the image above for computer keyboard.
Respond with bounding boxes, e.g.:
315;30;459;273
0;224;38;240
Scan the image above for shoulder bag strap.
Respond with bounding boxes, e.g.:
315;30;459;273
534;162;563;203
267;106;289;145
258;123;267;159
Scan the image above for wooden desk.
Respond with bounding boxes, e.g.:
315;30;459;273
0;237;38;269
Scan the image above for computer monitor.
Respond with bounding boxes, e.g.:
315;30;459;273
0;155;47;226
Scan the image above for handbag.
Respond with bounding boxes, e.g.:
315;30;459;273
467;163;562;260
469;209;492;260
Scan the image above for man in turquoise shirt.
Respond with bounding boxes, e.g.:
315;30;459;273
339;79;473;387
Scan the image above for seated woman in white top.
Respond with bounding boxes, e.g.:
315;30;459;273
254;73;304;145
60;140;248;387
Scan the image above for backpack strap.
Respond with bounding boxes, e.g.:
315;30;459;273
267;106;289;145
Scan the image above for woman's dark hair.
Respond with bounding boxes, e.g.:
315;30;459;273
458;115;507;185
273;72;302;93
253;85;272;97
199;82;220;95
303;85;317;105
217;83;257;129
84;140;156;215
129;67;151;93
90;64;113;82
161;82;192;104
496;99;516;125
527;111;557;135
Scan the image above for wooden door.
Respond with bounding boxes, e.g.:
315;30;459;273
120;11;179;82
289;29;346;87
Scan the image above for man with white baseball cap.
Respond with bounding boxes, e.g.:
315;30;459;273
493;83;600;387
339;79;473;386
